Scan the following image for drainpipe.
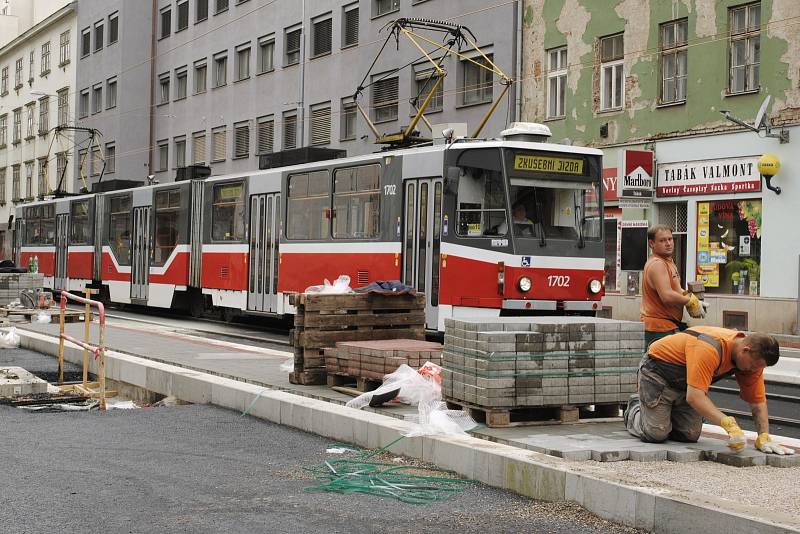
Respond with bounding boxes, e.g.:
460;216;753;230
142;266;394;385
297;0;306;147
513;0;523;123
148;0;157;176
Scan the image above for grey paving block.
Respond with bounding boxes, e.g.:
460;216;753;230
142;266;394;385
568;386;595;395
568;376;594;386
516;376;542;388
704;449;767;467
542;377;568;387
542;395;569;405
766;454;800;467
516;395;544;406
591;449;630;462
629;449;669;462
476;332;516;343
541;386;567;396
568;394;595;404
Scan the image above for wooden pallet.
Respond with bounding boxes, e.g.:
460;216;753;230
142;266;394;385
60;382;117;399
443;396;623;428
0;307;85;323
326;373;382;393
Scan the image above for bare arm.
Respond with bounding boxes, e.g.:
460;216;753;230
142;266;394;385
750;402;769;434
646;262;690;306
686;385;727;425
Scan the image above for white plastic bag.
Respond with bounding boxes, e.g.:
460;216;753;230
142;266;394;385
346;364;440;410
304;275;353;295
404;399;478;437
279;357;294;373
0;327;20;349
32;312;51;324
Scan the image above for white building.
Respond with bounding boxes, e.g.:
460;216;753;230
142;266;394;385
0;1;76;259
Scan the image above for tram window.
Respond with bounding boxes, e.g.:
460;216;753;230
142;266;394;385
333;164;380;239
70;200;92;245
153;189;181;265
508;179;601;241
211;182;245;241
24;205;56;245
454;150;507;237
109;194;132;265
287;170;330;240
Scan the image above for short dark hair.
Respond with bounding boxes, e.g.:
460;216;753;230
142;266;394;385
746;333;780;366
647;224;673;241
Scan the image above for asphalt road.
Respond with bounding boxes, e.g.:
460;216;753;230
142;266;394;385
0;347;640;534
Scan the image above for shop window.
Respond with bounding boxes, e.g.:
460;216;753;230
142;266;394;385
211;182;245;241
287;170;330;240
604;218;618;291
696;199;761;295
454;149;506;237
332;164;380;239
109;194;132;265
153;189;181;265
70;199;92;245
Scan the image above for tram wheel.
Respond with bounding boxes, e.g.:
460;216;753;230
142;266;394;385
221;307;240;323
188;293;206;318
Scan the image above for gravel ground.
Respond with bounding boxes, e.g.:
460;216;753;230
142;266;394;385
0;402;645;534
574;460;800;518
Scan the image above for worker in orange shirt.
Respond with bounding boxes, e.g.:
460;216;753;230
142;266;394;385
624;326;794;455
641;224;707;348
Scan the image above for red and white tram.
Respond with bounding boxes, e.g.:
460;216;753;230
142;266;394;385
15;123;606;331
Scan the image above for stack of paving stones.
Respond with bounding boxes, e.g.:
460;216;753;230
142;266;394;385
325;339;443;382
441;317;643;414
0;273;44;305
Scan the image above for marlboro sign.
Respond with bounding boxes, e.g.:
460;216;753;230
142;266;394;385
617;150;654;199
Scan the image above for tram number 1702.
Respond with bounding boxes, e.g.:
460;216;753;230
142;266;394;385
384;185;397;196
547;275;571;287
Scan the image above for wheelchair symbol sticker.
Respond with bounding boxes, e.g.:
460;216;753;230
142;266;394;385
521;256;532;268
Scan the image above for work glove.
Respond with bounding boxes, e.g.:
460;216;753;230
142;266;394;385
684;293;708;319
755;433;796;455
720;416;746;452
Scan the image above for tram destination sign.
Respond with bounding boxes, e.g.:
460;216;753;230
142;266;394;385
514;154;584;175
657;157;761;196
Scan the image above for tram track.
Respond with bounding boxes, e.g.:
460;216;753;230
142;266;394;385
709;383;800;434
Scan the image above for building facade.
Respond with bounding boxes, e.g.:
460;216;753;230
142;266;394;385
73;0;521;189
521;0;800;334
0;0;76;259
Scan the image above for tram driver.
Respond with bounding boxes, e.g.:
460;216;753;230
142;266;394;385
496;202;536;237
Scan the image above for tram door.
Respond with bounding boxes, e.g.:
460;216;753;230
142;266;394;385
247;193;280;313
54;213;69;290
130;206;152;301
402;178;443;328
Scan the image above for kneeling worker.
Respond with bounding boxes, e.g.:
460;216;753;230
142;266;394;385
625;326;795;455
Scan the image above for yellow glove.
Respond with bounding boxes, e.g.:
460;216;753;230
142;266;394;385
720;416;746;453
684;293;706;319
755;433;795;455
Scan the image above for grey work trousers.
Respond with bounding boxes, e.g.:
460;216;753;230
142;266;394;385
624;360;703;443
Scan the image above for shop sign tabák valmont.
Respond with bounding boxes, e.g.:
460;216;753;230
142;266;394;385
657;157;761;197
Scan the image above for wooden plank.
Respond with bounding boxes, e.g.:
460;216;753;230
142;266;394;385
288;370;326;386
443;397;622;428
302;310;425;328
298;327;424;347
301;293;425;312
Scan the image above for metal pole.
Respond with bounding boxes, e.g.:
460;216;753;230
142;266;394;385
98;316;106;412
297;0;306;147
58;292;66;386
83;288;91;387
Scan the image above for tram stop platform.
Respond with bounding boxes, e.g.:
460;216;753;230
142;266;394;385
10;319;800;534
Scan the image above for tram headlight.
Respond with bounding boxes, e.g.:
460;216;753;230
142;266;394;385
518;276;532;293
588;279;603;294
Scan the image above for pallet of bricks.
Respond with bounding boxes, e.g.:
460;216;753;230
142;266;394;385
325;339;443;391
441;317;643;427
288;292;426;385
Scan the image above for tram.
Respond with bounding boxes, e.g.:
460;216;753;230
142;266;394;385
14;123;606;331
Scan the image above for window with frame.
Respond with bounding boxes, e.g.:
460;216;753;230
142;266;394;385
38;97;49;134
287;170;330;240
729;3;760;94
372;75;399;122
91;147;101;176
160;7;171;39
257;35;274;73
282;112;297;149
197;0;209;21
310;104;331;146
193;132;207;164
547;46;567;118
81;28;90;57
57;88;69;126
0;115;6;147
12;165;20;201
374;0;399;17
211;182;245;241
25;204;55;244
12;109;22;143
159;74;170;104
70;200;92;245
94;21;104;52
153;189;181;265
177;1;189;31
37;157;48;196
257;117;274;154
233;122;250;158
105;143;115;173
312;17;332;57
41;42;51;74
600;33;624;111
285;27;301;66
109;13;119;44
212;127;227;161
15;58;23;88
333;165;380;239
213;53;227;87
455;149;507;237
156;141;167;172
25;103;35;138
56;152;68;183
340;98;356;141
106;77;117;108
343;5;359;48
92;84;102;114
28;50;34;83
0;168;5;204
660;19;687;104
194;60;207;93
175;68;187;99
174;137;186;168
413;68;443;113
215;0;229;14
109;194;132;265
79;89;89;118
235;44;250;81
24;161;33;198
1;67;7;94
60;30;70;65
461;54;494;106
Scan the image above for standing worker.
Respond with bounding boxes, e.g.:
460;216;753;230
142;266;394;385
624;326;794;455
641;224;707;348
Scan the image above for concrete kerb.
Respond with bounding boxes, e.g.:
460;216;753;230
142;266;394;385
11;329;800;534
